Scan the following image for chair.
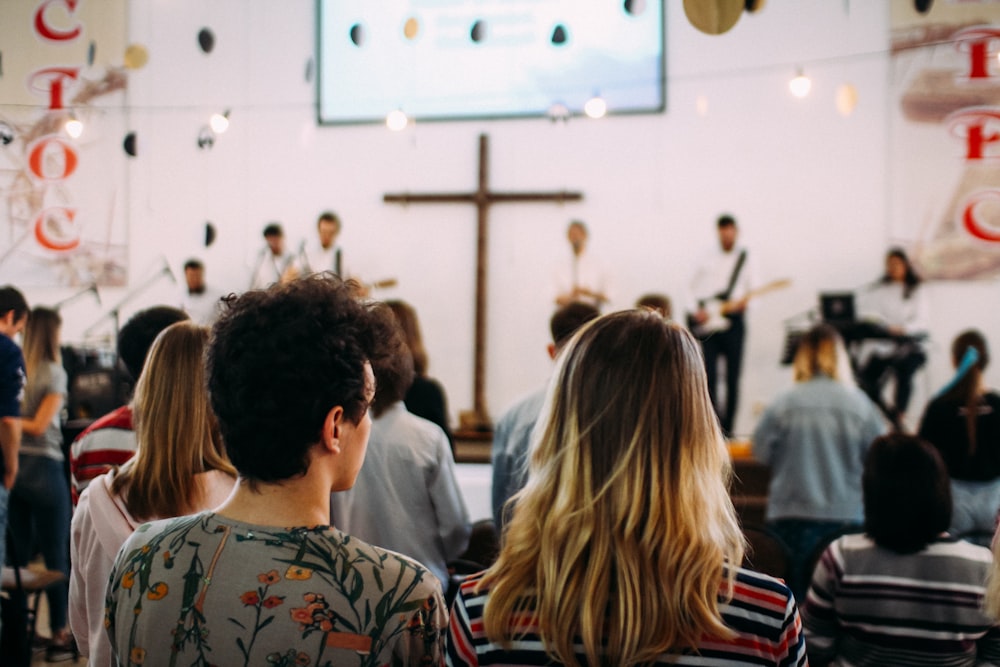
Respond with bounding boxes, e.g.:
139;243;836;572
741;523;792;581
1;531;75;665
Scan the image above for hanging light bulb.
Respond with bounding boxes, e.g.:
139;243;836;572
789;70;811;98
386;108;408;131
65;115;84;139
210;110;230;134
584;94;607;119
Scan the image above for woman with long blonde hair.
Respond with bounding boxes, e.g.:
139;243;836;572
69;321;236;666
447;310;807;666
9;306;74;657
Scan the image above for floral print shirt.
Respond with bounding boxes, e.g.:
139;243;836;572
105;512;445;667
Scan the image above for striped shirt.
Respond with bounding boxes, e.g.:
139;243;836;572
802;533;1000;666
447;568;807;666
69;405;136;505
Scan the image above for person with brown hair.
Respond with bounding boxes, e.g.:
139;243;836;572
449;310;806;666
918;329;1000;536
69;322;236;666
9;306;73;656
385;299;453;449
753;323;887;600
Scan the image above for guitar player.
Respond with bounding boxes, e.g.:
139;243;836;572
687;214;756;437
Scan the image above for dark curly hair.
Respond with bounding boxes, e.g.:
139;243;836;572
117;306;190;381
207;277;395;483
863;433;951;554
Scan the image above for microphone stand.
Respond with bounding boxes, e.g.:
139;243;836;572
54;283;100;311
81;261;175;403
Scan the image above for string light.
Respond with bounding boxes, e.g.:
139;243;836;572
584;94;607;119
386;108;409;131
209;110;230;133
789;70;811;98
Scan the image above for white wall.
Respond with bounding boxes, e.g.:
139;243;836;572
22;0;1000;436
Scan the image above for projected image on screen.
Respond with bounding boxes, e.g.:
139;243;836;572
317;0;664;124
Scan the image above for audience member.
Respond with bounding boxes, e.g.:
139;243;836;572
449;311;807;666
385;299;453;451
105;277;445;665
857;247;929;427
330;307;469;591
919;329;1000;537
69;306;189;503
9;306;73;657
178;258;225;326
802;433;1000;665
0;286;27;641
753;323;887;600
636;292;672;319
69;321;236;666
490;302;599;533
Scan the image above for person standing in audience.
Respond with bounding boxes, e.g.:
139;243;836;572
9;306;73;658
0;286;28;642
330;306;469;592
918;329;1000;537
69;306;189;503
105;277;445;666
450;311;807;666
553;220;611;310
385;300;454;452
857;247;929;428
753;323;887;601
69;321;237;667
802;433;1000;665
178;258;225;326
491;302;599;533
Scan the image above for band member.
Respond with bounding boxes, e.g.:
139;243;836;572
553;220;611;310
300;211;346;278
178;258;225;326
687;214;755;436
248;223;299;289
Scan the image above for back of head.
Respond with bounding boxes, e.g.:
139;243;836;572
369;303;415;418
117;320;233;519
0;285;28;323
117;306;190;382
635;293;672;319
793;323;850;383
22;306;61;376
549;302;599;349
386;299;428;376
208;277;391;483
863;433;950;554
482;310;743;666
943;329;990;451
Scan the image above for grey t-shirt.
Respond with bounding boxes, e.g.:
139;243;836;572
21;360;67;460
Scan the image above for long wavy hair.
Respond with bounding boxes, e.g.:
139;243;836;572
22;306;61;380
480;310;744;666
111;321;235;520
941;330;989;454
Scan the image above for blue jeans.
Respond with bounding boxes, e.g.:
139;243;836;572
8;454;71;633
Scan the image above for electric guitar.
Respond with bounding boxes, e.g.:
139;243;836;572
688;279;791;338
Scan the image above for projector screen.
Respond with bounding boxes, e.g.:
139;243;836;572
316;0;665;124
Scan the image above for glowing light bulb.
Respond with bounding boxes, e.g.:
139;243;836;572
65;118;83;138
584;95;607;119
789;72;811;98
386;109;408;131
210;112;229;134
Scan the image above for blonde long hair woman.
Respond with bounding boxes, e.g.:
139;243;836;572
69;321;237;666
447;310;807;666
10;306;74;656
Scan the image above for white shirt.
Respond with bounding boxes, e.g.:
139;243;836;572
856;282;929;360
248;247;298;290
300;239;346;278
687;243;756;315
553;249;613;308
178;286;226;326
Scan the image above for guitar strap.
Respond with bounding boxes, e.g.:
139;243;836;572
719;250;747;302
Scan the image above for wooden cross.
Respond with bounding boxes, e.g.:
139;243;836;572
384;134;582;431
